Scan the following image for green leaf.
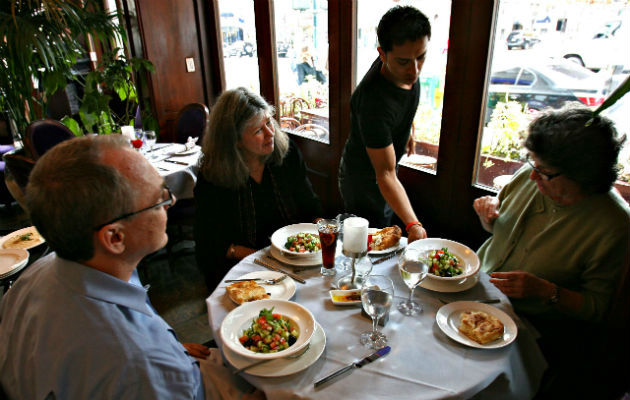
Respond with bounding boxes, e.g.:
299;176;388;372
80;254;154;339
60;116;83;136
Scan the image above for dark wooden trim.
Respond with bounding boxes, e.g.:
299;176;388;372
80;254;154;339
197;0;222;105
254;0;277;107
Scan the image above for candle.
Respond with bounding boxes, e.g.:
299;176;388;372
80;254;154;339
343;217;368;253
120;125;135;140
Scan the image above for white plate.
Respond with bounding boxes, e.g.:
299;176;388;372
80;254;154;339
0;226;46;250
220;299;316;361
0;249;29;277
436;301;518;349
269;245;322;267
406;238;480;282
329;289;361;306
168;144;200;156
368;235;407;255
226;271;296;304
223;322;326;377
270;223;322;259
419;271;479;293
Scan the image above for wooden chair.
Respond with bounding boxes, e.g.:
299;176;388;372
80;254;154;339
294;123;329;141
23;119;75;160
2;150;36;210
280;117;301;131
174;103;210;144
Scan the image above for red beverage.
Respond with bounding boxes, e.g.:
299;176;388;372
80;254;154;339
318;224;339;269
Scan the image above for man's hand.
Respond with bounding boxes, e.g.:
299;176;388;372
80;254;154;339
489;271;554;300
473;195;500;232
407;223;427;243
182;342;211;359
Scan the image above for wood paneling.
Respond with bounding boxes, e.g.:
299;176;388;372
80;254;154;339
132;0;209;142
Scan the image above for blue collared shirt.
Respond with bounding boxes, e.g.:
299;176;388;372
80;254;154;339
0;253;204;399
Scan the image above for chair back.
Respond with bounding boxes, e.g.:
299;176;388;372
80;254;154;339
24;119;75;159
174;103;210;144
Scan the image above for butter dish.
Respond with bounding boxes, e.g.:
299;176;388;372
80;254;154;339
329;289;361;306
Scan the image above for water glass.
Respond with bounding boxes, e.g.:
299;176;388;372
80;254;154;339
397;247;428;316
360;275;394;349
317;219;339;276
144;130;157;157
335;213;357;271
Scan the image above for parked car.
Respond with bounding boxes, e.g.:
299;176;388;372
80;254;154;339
223;40;256;58
506;30;541;50
560;15;629;72
485;58;610;123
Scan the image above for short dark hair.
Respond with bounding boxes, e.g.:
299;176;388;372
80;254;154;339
26;135;135;261
377;6;431;52
525;104;626;194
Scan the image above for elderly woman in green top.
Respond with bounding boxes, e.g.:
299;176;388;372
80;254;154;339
473;105;629;396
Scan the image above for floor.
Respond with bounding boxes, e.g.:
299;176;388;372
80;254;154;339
0;203;214;345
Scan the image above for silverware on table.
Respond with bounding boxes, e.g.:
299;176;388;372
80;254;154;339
147;143;171;153
438;298;501;305
224;275;287;285
371;248;404;265
163;159;188;165
254;258;306;284
314;346;391;388
233;343;310;374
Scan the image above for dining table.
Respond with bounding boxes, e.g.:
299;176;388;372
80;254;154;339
206;247;548;400
145;142;202;200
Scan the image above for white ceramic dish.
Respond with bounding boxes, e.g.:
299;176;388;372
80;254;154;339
220;299;316;360
0;249;29;278
406;238;480;282
0;226;46;250
168;144;200;156
268;245;321;267
226;271;296;304
329;289;362;306
223;322;326;377
419;271;479;293
270;223;322;259
436;301;518;349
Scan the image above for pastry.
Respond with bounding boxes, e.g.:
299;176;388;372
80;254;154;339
458;310;504;344
226;281;270;304
369;225;402;251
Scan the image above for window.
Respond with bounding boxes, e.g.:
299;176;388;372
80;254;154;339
476;0;629;203
356;0;452;172
274;0;330;144
217;0;261;92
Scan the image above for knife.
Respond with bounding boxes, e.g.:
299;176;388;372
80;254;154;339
164;159;188;165
254;258;306;284
314;346;391;388
371;248;404;265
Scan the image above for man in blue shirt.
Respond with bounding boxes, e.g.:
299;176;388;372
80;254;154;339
0;135;259;399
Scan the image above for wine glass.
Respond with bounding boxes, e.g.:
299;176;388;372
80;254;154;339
397;247;429;316
144;130;157;157
360;275;394;349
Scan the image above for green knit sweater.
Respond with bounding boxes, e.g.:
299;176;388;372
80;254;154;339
478;166;630;322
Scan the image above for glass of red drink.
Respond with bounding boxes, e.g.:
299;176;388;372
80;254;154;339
317;219;340;276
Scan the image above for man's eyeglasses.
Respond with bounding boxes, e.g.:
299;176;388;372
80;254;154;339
94;186;173;231
526;155;561;181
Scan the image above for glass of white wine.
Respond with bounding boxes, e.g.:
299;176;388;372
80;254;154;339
397;247;429;316
360;274;394;349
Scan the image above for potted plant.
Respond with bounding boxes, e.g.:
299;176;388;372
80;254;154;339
0;0;124;141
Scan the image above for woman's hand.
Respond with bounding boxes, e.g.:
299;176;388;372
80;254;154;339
473;196;500;232
182;342;211;359
489;271;555;300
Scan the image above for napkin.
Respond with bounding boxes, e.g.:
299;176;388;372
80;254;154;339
185;136;199;150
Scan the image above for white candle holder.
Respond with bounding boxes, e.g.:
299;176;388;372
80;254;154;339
337;217;372;289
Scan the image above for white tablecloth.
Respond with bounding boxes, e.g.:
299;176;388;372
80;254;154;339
206;248;547;400
148;143;201;200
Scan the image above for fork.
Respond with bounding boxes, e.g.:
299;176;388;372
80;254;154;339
224;275;288;285
232;343;311;374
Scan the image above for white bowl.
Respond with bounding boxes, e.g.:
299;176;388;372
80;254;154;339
220;299;316;360
406;238;480;282
270;223;322;259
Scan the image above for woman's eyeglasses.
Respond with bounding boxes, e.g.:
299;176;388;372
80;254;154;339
94;186;173;230
526;155;561;181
